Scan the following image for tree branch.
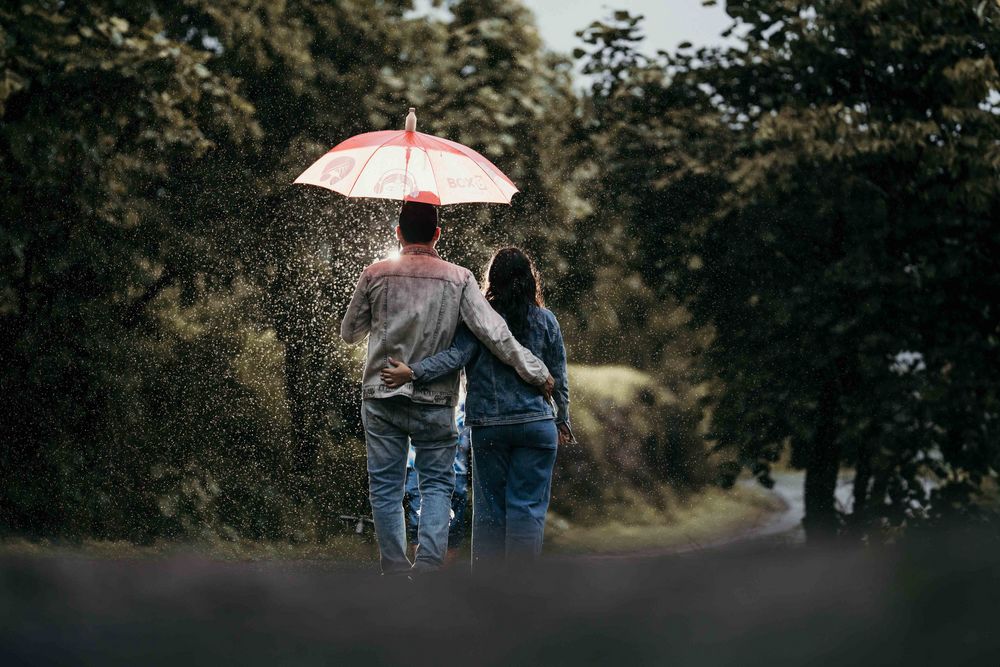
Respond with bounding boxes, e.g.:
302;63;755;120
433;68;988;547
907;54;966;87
123;267;177;328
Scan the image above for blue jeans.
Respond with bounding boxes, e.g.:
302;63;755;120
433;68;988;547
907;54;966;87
406;470;469;549
471;419;558;570
361;397;457;574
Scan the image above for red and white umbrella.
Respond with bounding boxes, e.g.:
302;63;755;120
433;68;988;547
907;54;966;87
294;108;518;206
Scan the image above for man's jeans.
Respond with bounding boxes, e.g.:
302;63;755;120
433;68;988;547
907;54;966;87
471;419;558;571
362;396;457;574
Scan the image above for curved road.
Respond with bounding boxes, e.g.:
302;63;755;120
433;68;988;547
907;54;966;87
579;471;856;560
719;471;856;549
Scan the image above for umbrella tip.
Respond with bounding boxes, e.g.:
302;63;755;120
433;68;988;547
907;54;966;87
405;108;417;132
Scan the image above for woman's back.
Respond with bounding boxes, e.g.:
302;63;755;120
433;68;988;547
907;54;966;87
410;305;569;428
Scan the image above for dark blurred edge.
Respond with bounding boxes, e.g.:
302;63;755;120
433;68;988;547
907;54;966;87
1;526;997;666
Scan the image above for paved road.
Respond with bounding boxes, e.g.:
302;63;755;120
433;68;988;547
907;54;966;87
580;471;856;561
723;471;856;549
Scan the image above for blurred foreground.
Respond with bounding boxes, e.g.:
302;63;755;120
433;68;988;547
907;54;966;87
1;529;996;666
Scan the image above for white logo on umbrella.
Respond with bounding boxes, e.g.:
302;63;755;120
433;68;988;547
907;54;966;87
321;156;355;185
374;169;419;198
447;175;489;190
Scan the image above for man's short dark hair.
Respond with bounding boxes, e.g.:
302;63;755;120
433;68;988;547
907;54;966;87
398;201;439;243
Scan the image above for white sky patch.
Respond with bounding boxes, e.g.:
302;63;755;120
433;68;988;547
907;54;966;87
201;35;224;55
409;0;738;86
523;0;736;57
890;350;926;375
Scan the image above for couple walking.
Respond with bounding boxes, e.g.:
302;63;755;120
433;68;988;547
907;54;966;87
340;201;572;574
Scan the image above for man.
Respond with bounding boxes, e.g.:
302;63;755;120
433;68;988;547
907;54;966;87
341;200;553;574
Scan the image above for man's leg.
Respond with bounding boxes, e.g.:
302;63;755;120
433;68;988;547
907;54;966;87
411;445;456;571
361;399;411;574
471;425;511;572
404;458;421;555
409;403;458;572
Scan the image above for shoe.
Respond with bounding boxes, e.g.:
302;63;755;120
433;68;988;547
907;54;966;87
443;547;462;569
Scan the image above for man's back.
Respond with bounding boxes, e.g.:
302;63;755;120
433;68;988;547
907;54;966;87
341;245;548;406
343;246;471;405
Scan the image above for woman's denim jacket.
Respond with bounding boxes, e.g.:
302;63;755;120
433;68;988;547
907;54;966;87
411;306;570;427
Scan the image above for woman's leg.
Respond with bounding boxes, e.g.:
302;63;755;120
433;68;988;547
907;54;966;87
505;420;558;562
471;425;511;571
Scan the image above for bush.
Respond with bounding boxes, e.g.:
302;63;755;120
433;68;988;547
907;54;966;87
551;364;710;523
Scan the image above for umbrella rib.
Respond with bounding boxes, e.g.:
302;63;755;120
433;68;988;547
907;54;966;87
344;131;407;199
423;134;512;202
414;134;445;203
432;135;517;188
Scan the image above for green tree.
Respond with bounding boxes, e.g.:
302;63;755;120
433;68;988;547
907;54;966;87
388;1;588;298
1;0;599;540
581;1;1000;538
0;0;426;539
0;2;260;537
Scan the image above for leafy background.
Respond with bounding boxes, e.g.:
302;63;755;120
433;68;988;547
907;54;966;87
1;0;997;545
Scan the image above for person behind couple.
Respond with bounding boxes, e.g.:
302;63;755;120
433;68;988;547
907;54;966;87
340;200;553;574
382;247;572;570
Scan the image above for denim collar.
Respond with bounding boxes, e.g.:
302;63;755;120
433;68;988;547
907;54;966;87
400;245;440;258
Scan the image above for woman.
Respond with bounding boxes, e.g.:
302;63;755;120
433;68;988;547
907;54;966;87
381;247;572;568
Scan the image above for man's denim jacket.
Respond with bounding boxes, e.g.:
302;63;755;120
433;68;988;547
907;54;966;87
340;246;549;406
410;306;570;427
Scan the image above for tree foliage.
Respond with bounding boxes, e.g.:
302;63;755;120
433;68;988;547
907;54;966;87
578;0;1000;538
3;0;996;544
0;1;592;541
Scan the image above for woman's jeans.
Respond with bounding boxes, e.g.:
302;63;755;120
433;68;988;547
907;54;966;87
471;419;558;570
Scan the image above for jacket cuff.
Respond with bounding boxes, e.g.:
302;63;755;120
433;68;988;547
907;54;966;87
410;362;426;383
555;403;570;424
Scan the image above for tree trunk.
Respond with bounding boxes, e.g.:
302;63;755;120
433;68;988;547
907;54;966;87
285;340;319;477
802;208;852;542
849;439;872;535
123;267;176;327
802;380;842;541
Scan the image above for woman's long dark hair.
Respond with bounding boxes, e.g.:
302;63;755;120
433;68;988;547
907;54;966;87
483;247;544;344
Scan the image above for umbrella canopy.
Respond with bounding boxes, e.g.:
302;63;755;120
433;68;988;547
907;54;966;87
294;108;518;206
